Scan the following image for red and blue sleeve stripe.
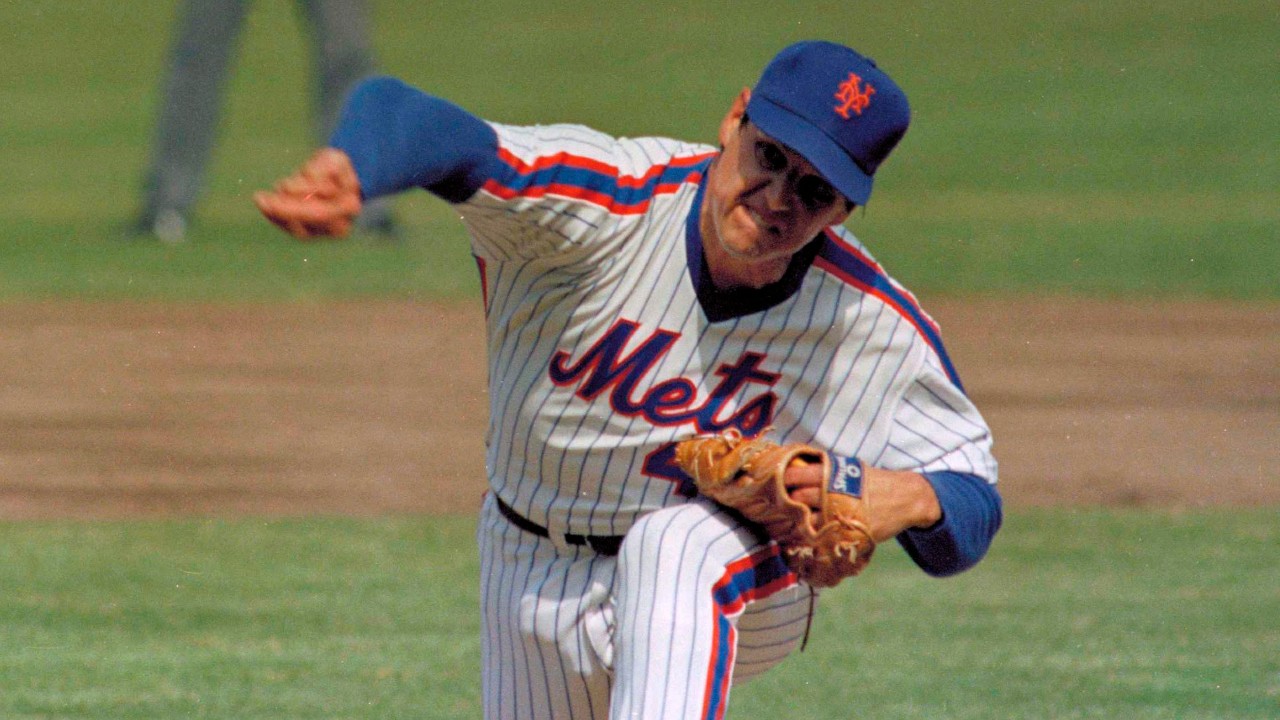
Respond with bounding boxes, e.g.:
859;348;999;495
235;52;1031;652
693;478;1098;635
482;147;714;215
328;75;714;213
815;230;965;392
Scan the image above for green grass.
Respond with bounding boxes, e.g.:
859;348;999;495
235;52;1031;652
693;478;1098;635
1;509;1276;718
736;508;1280;719
1;0;1276;300
0;516;484;718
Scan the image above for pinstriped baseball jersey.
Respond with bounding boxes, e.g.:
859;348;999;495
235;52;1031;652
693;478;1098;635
456;121;996;540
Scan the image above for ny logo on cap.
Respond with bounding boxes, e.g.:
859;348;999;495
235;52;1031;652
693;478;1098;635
834;72;875;119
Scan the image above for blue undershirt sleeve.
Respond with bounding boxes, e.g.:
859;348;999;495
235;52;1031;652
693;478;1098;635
896;471;1003;577
328;76;499;203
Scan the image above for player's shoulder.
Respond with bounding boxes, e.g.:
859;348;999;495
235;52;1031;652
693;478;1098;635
813;225;923;311
489;121;716;177
812;225;956;375
811;226;932;324
812;225;891;287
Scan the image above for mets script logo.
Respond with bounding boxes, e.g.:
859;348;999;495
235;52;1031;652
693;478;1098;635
834;72;875;119
549;319;779;434
548;319;781;486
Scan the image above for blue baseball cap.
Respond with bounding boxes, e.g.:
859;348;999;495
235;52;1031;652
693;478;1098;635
746;40;911;206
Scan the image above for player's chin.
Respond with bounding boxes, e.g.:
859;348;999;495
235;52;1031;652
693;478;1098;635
722;221;782;260
750;263;791;288
728;255;792;289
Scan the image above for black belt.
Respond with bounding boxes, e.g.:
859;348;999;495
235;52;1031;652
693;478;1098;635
494;495;626;556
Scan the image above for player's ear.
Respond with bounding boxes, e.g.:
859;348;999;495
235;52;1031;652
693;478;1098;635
718;88;751;147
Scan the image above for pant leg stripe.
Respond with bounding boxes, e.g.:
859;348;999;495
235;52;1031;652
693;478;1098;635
701;545;797;720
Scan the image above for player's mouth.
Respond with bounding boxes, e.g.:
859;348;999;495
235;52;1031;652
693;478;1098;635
733;203;791;255
745;207;780;238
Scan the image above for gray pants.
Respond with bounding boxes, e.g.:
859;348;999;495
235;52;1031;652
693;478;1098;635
139;0;390;226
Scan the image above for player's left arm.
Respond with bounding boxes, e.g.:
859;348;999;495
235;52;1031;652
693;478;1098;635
789;340;1002;577
787;463;1000;577
877;355;1003;577
895;468;1002;577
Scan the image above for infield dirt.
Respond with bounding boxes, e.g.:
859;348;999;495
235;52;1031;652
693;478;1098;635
2;298;1276;519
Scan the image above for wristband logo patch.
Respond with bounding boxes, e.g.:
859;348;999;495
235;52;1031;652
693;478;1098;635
829;456;863;497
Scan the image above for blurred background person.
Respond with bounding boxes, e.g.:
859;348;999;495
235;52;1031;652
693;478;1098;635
132;0;398;243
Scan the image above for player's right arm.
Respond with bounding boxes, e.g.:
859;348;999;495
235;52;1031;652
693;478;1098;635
254;76;500;238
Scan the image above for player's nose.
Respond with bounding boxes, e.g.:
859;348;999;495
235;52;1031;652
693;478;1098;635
761;174;794;213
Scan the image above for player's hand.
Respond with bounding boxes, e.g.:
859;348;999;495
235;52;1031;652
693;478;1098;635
785;461;942;542
254;148;363;239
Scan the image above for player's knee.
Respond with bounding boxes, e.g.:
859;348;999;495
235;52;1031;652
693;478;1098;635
618;501;708;565
617;500;760;579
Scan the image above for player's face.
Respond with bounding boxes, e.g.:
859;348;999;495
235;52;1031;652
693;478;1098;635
699;89;852;290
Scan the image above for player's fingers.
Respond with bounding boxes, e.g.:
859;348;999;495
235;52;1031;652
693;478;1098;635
281;200;347;227
302;148;360;192
308;218;352;238
294;190;361;221
255;190;356;239
261;210;309;238
276;173;322;198
334;164;360;193
255;194;311;238
254;192;290;226
789;487;822;510
783;462;823;492
281;217;305;237
300;161;338;191
259;189;323;219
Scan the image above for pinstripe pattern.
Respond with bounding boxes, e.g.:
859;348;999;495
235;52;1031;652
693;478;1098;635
479;494;617;720
460;122;995;718
481;494;812;720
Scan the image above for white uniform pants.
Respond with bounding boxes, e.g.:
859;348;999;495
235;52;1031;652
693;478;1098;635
477;494;814;719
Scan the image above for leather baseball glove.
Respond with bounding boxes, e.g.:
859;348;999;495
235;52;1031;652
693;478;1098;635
674;431;875;588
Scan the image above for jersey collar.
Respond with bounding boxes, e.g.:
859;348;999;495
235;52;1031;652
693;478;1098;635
684;167;824;323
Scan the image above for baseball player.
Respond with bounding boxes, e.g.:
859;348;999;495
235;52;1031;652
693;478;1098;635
133;0;396;243
256;41;1002;719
